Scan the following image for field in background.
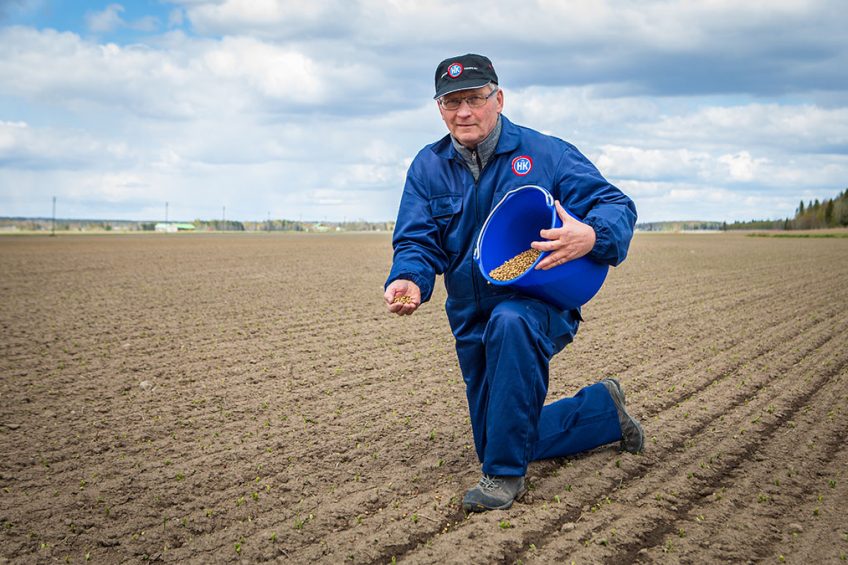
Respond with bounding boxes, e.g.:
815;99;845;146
1;232;846;563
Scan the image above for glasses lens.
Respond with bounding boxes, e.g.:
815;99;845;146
440;89;494;110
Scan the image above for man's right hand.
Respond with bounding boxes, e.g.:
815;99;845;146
384;279;421;316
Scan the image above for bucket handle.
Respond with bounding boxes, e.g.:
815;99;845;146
473;185;554;261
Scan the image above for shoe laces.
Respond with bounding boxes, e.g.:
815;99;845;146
479;474;499;491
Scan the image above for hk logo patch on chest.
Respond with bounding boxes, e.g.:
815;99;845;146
512;156;533;176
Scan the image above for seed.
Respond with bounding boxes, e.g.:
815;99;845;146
489;248;541;281
392;295;414;305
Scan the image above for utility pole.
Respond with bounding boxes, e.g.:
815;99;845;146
51;196;56;237
165;201;169;223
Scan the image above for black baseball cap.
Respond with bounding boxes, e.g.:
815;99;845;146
433;54;498;99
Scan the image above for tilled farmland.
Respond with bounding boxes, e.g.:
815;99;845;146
1;232;846;564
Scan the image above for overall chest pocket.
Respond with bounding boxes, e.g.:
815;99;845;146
430;194;463;254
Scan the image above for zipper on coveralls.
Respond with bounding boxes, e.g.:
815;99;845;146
471;149;485;311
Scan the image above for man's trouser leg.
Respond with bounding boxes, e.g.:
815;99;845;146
453;296;623;475
531;383;622;461
452;307;491;466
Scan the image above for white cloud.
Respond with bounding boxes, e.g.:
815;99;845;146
86;4;125;33
649;104;848;151
597;145;772;186
620;180;803;222
1;0;847;224
86;3;159;34
202;36;327;103
0;26;383;121
0;27;200;119
170;0;848;100
0;120;132;168
0;119;27;148
596;146;711;181
717;152;766;182
186;0;351;36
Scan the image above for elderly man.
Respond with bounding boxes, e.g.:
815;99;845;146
384;54;642;512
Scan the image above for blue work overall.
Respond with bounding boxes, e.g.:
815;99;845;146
387;115;637;476
447;294;622;476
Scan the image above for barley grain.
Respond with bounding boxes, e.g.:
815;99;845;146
489;248;542;281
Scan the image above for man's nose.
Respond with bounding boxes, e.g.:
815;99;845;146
455;101;473;116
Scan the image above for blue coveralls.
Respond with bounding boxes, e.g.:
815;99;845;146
386;115;637;477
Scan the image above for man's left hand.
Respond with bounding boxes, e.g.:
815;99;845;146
531;200;596;270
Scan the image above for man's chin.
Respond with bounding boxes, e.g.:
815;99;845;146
455;133;483;147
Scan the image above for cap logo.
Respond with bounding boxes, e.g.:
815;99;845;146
512;155;533;176
447;62;463;78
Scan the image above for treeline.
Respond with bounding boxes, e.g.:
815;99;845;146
1;217;395;233
725;189;848;231
192;220;246;231
791;189;848;229
0;218;143;232
240;220;394;232
636;221;724;232
243;219;305;232
723;219;791;231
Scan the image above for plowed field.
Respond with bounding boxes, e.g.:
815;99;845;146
1;232;846;564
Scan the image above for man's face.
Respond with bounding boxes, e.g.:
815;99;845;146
437;85;504;149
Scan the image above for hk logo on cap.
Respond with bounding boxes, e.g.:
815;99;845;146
447;63;464;78
512;156;533;176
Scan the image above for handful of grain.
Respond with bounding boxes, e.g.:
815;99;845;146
488;248;542;281
392;295;414;305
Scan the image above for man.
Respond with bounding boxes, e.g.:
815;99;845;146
383;54;643;513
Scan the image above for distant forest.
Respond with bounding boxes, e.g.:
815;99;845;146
637;188;848;232
0;217;395;233
726;188;848;230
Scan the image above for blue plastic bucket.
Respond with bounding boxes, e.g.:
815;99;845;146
474;185;608;310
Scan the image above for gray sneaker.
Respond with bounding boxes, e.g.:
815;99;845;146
601;378;644;454
462;474;526;512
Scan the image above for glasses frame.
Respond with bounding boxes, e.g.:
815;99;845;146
438;87;498;111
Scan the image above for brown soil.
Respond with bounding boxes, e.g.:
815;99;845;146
1;232;846;564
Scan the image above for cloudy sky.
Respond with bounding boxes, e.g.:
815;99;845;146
1;0;846;223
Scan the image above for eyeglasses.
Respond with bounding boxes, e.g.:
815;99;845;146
438;88;498;111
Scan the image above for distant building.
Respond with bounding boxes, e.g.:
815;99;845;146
155;223;195;233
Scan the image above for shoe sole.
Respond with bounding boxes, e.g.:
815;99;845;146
621;413;645;454
601;379;644;454
603;377;625;405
